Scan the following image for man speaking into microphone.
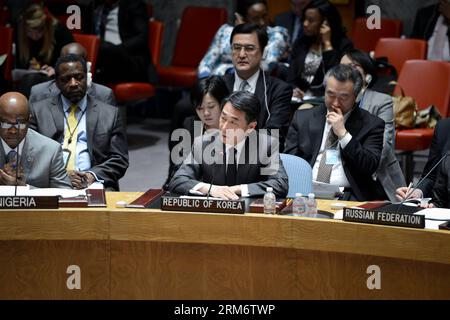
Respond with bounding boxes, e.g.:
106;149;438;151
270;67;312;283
168;91;288;200
0;92;71;188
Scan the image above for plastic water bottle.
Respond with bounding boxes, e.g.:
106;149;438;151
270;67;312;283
292;193;306;216
263;187;276;214
306;193;317;217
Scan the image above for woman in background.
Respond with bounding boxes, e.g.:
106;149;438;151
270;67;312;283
166;76;230;187
15;3;73;96
288;0;352;98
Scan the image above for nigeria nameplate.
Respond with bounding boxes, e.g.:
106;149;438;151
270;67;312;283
343;207;425;229
0;196;59;209
161;196;245;214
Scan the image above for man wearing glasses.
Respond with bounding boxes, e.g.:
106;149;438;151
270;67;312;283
222;23;292;150
0;92;71;188
284;64;386;201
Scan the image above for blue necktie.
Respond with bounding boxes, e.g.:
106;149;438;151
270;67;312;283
6;150;17;164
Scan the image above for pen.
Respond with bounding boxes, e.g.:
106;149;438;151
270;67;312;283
404;182;413;200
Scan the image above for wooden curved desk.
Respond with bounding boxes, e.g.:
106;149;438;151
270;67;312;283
0;192;449;299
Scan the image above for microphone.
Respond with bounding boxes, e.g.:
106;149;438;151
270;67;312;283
206;150;224;199
398;151;449;206
14;145;20;196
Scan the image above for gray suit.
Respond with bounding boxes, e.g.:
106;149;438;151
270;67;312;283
169;131;289;198
0;129;71;188
361;89;405;201
29;80;116;106
29;95;128;191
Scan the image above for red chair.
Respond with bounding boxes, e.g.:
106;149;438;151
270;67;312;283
374;38;427;74
0;25;13;82
157;6;227;88
394;60;450;181
351;18;403;52
73;33;100;74
109;20;164;104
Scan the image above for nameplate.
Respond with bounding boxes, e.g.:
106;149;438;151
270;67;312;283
0;196;59;209
343;207;425;229
161;196;245;214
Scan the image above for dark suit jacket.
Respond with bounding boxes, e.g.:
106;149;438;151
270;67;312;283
222;71;292;149
419;118;450;197
431;157;450;208
287;36;353;96
0;129;72;189
412;4;450;43
284;104;385;201
168;131;289;198
29;80;116;106
116;0;157;83
28;95;129;190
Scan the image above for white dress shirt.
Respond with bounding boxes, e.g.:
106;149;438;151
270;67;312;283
233;69;260;93
427;15;450;61
312;110;353;187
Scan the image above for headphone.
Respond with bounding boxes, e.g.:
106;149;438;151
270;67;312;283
355;74;372;104
262;69;270;125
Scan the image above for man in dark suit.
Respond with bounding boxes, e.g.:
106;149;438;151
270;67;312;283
411;0;450;61
94;0;157;84
29;42;116;105
0;92;71;188
29;54;128;191
274;0;311;46
221;23;292;149
397;118;450;200
169;91;288;200
284;64;385;201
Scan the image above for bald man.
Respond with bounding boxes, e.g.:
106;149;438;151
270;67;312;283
0;92;71;188
29;43;116;105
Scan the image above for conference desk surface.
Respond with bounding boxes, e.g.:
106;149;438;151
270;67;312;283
0;192;449;299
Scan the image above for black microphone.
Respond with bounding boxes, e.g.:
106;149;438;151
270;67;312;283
206;149;224;199
14;145;20;196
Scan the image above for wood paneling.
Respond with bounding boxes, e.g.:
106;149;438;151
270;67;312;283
0;192;449;299
0;240;109;299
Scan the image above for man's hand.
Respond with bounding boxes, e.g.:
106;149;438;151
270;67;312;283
234;12;245;25
326;106;346;138
198;184;239;200
68;171;95;189
0;166;26;186
395;187;423;201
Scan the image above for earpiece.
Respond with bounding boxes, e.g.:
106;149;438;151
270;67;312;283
365;74;372;86
262;69;270;125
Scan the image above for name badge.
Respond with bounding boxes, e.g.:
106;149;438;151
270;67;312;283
326;149;339;165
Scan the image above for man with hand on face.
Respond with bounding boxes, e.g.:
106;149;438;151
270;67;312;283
284;64;385;201
168;91;288;200
0;92;71;188
29;54;128;190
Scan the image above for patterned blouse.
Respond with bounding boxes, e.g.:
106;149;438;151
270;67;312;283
198;23;289;78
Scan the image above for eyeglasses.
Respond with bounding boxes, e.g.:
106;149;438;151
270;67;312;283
0;122;27;130
232;44;258;53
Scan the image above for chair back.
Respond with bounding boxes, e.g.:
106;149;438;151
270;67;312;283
171;6;227;68
0;25;13;81
280;153;313;198
148;19;164;67
374;38;427;74
351;18;403;52
394;60;450;116
73;33;100;73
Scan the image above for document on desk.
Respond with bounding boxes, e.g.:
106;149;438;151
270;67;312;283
313;181;342;199
419;208;450;230
22;188;86;198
